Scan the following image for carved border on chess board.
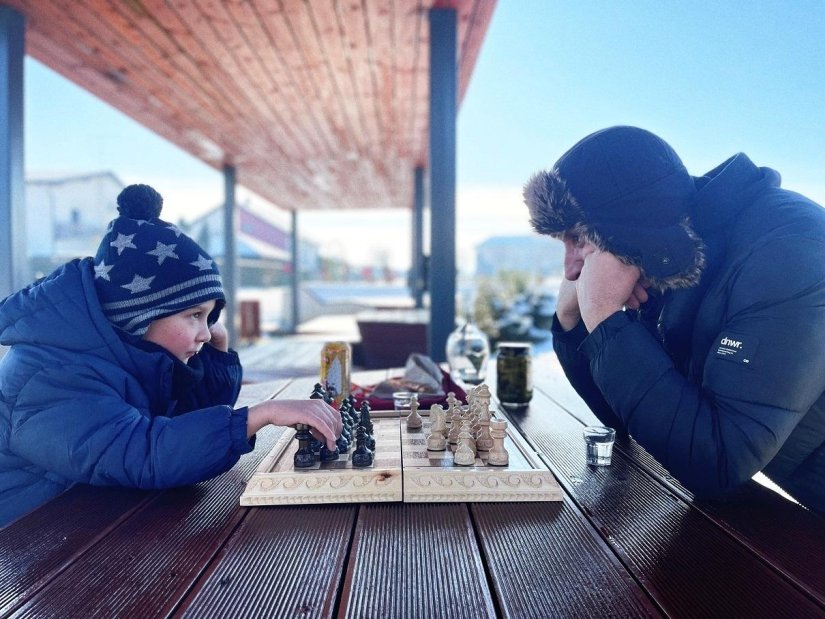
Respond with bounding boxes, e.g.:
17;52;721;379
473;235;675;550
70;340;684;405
239;426;403;505
240;412;562;506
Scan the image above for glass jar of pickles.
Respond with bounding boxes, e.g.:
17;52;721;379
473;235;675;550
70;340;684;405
496;342;532;408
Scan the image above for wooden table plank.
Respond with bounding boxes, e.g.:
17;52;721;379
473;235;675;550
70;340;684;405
340;503;496;619
508;384;825;617
532;357;825;605
0;486;151;616
472;500;661;618
175;505;357;619
5;378;301;619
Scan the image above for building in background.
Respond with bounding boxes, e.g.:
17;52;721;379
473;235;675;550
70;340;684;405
25;172;123;280
182;201;329;286
475;235;564;279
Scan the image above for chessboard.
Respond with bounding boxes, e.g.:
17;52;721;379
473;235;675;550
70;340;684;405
240;416;403;506
400;417;561;503
240;409;562;506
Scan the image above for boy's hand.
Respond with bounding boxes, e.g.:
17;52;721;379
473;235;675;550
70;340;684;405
246;399;343;449
208;322;229;352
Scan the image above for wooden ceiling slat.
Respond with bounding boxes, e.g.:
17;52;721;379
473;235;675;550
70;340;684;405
221;0;322;159
101;0;299;185
25;0;209;152
343;0;399;207
164;1;293;156
9;0;496;211
197;0;317;161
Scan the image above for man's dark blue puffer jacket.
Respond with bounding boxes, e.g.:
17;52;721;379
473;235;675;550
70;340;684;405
553;153;825;514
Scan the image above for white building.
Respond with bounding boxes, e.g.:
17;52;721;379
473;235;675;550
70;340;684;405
25;172;124;279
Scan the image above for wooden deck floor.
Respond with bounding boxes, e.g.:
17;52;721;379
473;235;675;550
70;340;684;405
237;314;361;383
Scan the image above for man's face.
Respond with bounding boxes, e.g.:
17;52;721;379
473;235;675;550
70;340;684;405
562;233;597;281
142;300;216;363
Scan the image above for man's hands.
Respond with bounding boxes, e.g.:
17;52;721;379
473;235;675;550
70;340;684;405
246;399;343;449
557;250;649;332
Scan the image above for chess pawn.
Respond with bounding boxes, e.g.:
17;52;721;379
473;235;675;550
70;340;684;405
406;394;423;429
454;428;475;466
351;425;374;467
487;419;509;466
293;423;317;468
446;391;458;411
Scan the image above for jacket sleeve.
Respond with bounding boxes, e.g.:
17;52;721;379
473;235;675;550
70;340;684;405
552;315;625;430
175;344;243;412
580;236;825;498
8;365;254;490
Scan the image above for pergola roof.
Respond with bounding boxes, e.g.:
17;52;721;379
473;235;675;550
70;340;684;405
8;0;496;211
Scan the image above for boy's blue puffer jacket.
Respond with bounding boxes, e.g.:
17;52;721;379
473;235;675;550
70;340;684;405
0;258;252;527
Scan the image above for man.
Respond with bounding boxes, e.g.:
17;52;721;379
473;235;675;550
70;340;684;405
523;126;825;514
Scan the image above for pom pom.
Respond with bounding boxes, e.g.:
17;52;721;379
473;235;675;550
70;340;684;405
116;184;163;220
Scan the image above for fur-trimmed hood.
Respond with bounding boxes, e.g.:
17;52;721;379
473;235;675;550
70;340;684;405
524;126;706;291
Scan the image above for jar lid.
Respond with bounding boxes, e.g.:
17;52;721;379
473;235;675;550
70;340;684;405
497;342;531;354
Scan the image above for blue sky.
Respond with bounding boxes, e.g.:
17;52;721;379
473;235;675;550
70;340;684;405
24;1;825;270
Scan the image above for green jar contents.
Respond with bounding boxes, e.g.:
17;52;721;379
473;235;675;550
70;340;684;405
496;342;533;408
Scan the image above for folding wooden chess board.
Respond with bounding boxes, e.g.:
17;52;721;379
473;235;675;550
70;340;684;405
240;411;562;506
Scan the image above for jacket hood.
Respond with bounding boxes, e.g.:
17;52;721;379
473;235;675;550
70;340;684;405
0;259;170;383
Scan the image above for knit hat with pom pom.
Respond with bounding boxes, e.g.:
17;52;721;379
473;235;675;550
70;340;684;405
93;184;225;336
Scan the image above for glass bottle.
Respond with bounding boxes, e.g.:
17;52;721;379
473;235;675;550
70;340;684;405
320;341;351;406
496;342;532;408
445;321;490;384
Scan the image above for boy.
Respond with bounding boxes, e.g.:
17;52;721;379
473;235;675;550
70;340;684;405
0;184;341;527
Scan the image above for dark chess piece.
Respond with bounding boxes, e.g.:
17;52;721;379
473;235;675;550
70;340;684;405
323;383;337;405
336;429;350;454
359;402;374;435
358;402;375;451
310;383;326;400
293;423;316;468
319;443;340;462
351;425;374;467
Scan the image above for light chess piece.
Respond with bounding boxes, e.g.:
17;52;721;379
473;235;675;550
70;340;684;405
487;419;509;466
427;404;447;451
406;394;423;429
454;425;476;466
476;415;493;452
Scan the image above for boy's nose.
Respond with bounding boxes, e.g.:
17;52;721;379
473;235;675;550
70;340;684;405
199;325;212;343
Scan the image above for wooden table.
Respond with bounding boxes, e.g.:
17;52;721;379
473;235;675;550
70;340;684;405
1;360;823;618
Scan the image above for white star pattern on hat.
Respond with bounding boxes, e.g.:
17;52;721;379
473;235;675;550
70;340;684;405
191;255;214;271
94;261;114;281
121;274;155;294
147;241;179;265
110;233;137;255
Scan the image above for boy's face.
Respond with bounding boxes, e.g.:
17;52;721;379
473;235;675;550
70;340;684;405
143;300;216;363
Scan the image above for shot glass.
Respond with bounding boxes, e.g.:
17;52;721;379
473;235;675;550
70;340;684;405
582;426;616;466
392;391;414;411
